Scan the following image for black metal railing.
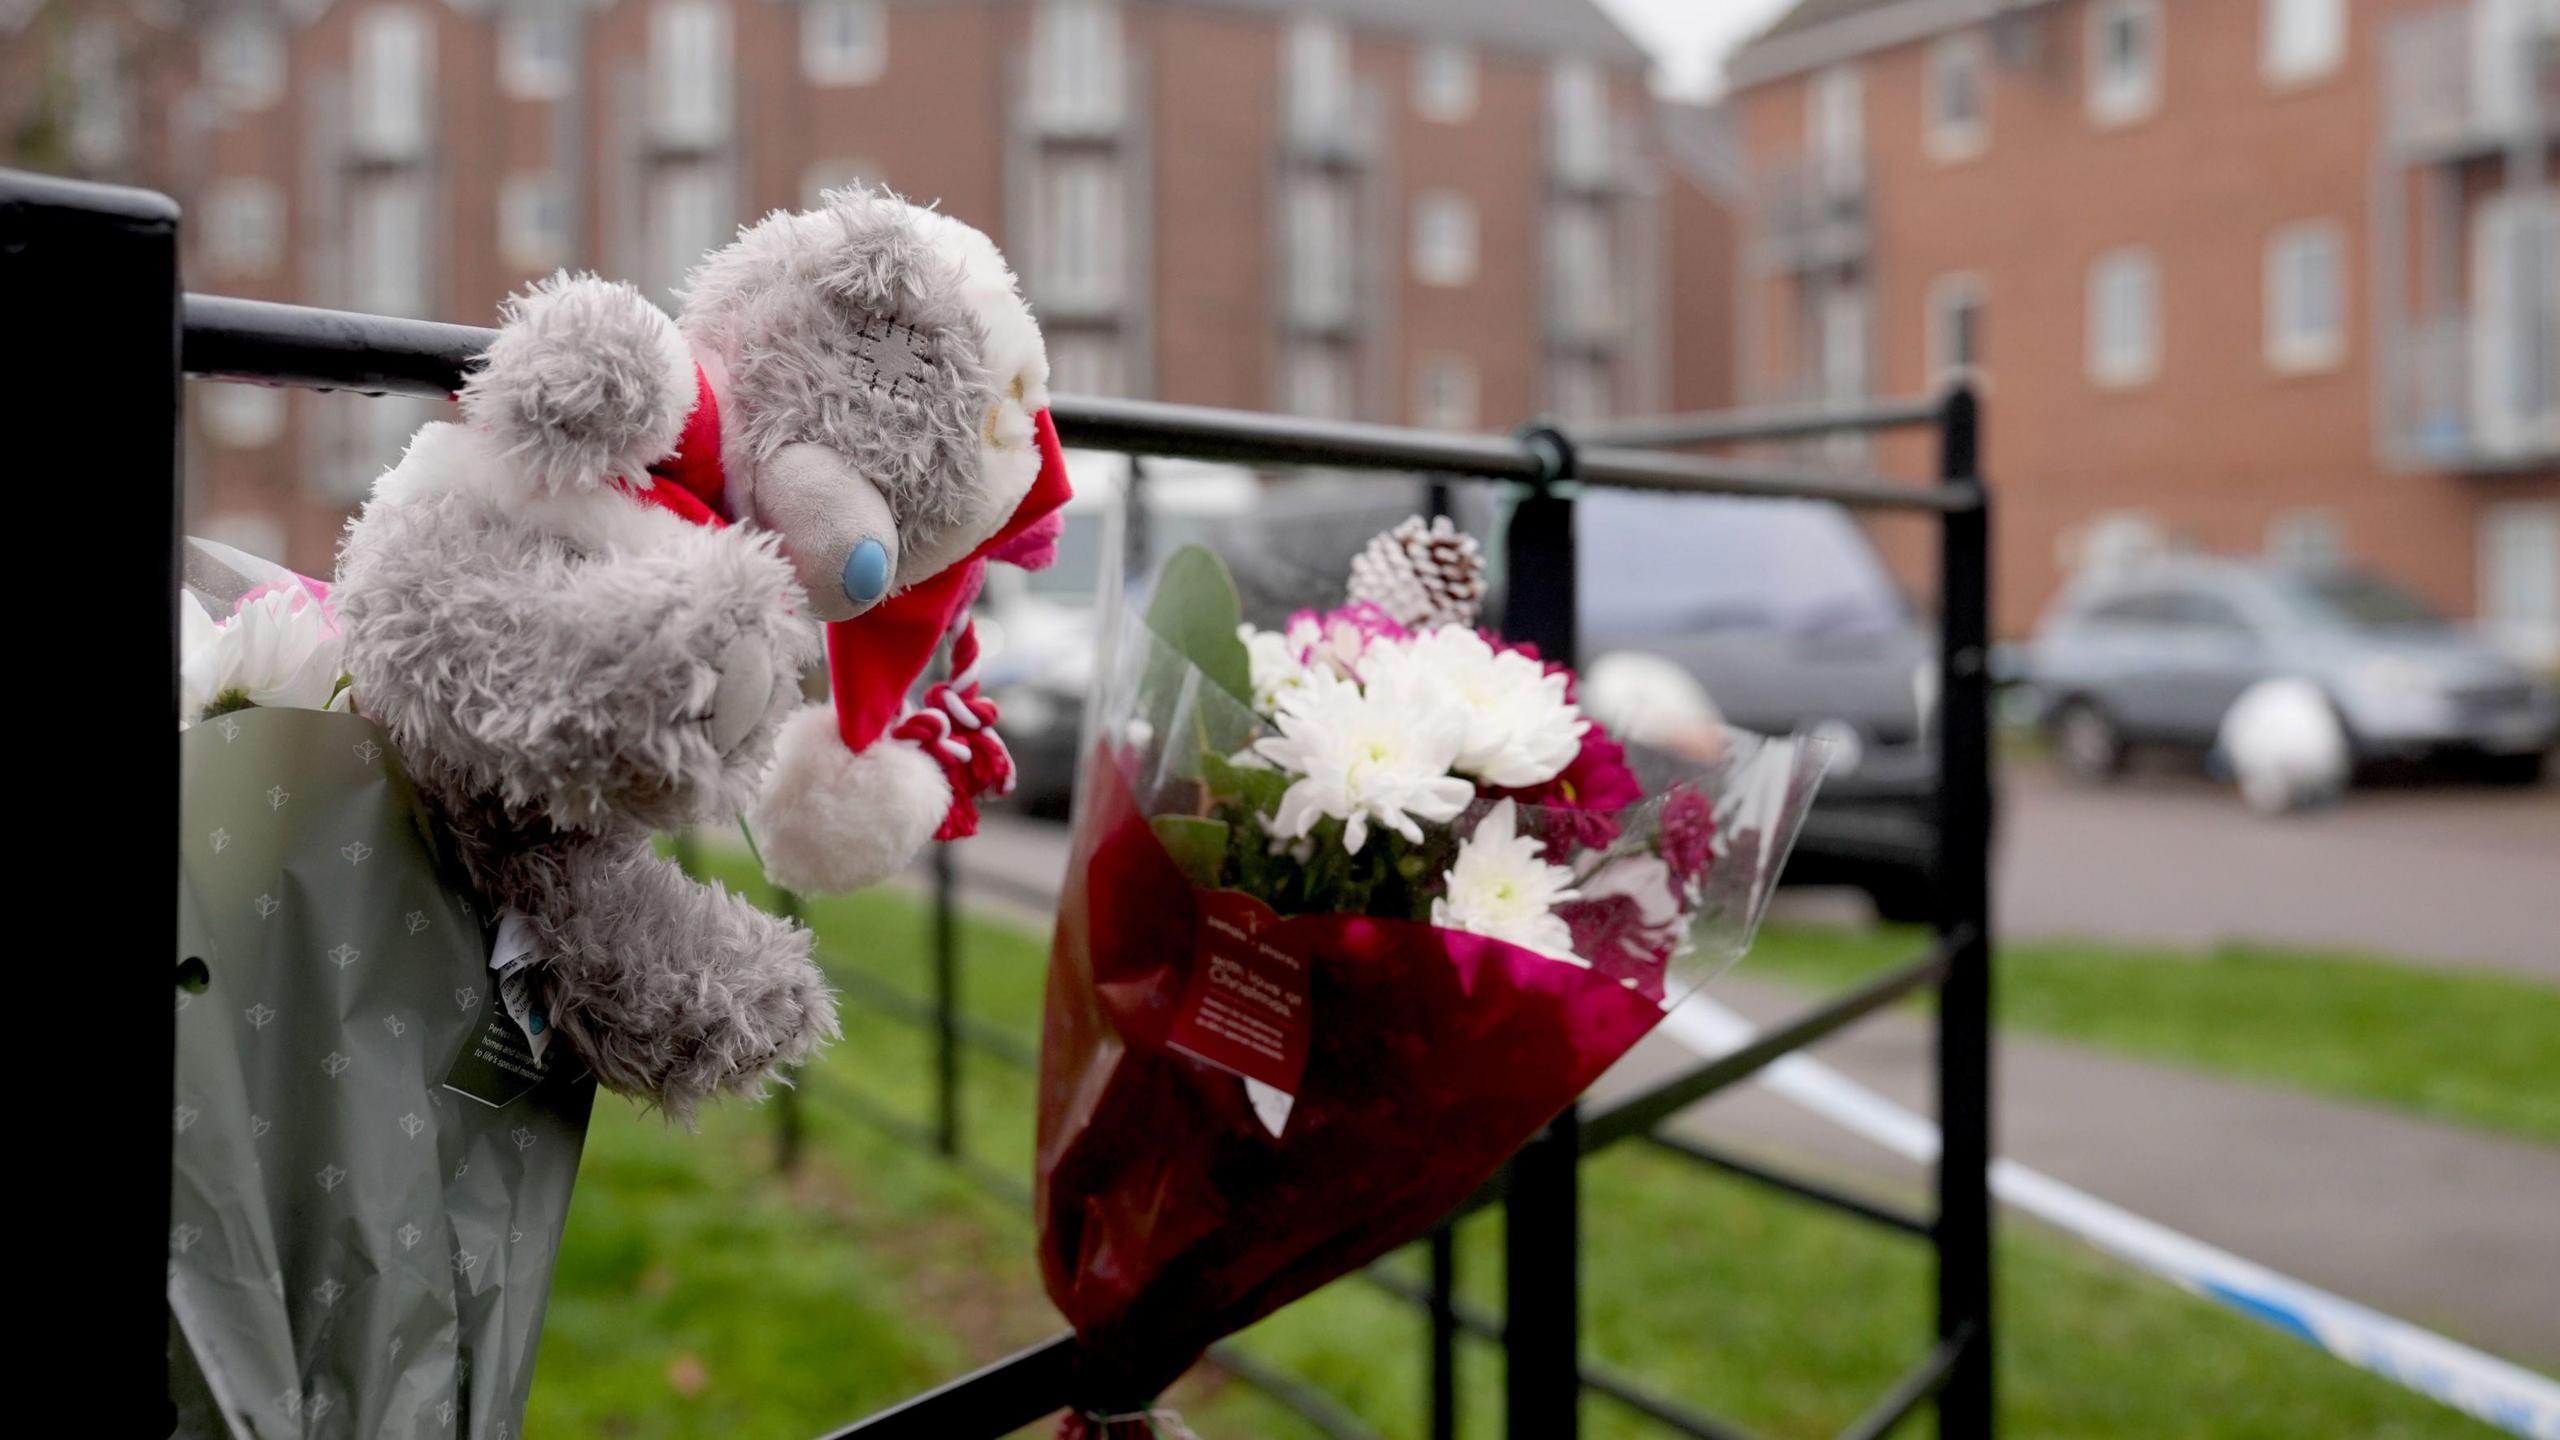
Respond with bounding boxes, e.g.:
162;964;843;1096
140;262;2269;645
36;163;1992;1440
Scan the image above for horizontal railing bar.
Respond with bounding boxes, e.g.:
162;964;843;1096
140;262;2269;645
821;960;1038;1069
1578;1362;1766;1440
1576;395;1946;449
1641;1132;1934;1238
1835;1331;1972;1440
1577;936;1963;1154
1360;1262;1506;1342
184;294;490;397
816;1334;1081;1439
1203;1344;1387;1440
176;294;1969;512
941;863;1072;917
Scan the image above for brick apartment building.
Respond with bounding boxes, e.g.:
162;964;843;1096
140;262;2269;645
1726;0;2559;658
3;0;1743;575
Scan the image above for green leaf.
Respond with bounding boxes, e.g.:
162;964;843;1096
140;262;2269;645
1144;543;1254;708
1150;814;1231;889
1202;750;1290;818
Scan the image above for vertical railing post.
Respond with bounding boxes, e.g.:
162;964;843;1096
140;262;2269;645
10;171;187;1437
931;839;961;1158
1502;425;1582;1440
1932;385;1995;1435
771;886;808;1174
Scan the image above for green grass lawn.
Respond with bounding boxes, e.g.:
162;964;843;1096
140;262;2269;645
525;861;2517;1437
1739;924;2560;1145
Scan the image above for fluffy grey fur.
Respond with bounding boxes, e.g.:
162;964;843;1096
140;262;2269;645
680;187;994;568
459;271;695;496
337;434;834;1119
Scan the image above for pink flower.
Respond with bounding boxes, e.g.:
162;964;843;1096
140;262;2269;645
1284;602;1411;677
1660;785;1717;884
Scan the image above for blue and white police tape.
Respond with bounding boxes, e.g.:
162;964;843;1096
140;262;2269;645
1659;998;2560;1439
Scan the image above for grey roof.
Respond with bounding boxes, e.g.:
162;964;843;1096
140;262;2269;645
1759;0;1904;41
1175;0;1650;67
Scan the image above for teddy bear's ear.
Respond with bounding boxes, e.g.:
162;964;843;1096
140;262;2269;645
458;271;698;497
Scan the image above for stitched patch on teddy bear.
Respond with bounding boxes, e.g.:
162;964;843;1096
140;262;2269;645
852;314;936;401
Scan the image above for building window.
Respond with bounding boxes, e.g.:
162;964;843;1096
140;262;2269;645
204;178;283;277
1926;272;1986;384
1286;16;1351;150
1549;201;1613;337
2086;0;2161;126
1550;59;1611;185
204;14;284;112
1925;32;1988;160
1414;42;1475;123
1287;175;1356;330
500;171;571;271
499;4;574;100
1034;157;1123;311
2480;502;2560;667
652;0;731;149
651;162;730;302
351;6;434;161
1049;333;1124;398
802;157;879;207
2266;509;2345;568
65;20;131;172
2471;193;2560;455
2086;247;2159;387
802;0;885;87
350;175;429;317
2261;0;2343;85
202;383;288;450
2264;220;2345;373
1033;0;1122;129
1550;355;1612;422
1808;63;1863;193
1413;354;1477;431
1285;343;1353;419
1411;191;1477;288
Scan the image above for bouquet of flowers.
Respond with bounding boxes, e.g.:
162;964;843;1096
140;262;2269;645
170;539;591;1440
1036;518;1831;1427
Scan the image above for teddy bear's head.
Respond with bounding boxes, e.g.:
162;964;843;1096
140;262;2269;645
456;185;1061;627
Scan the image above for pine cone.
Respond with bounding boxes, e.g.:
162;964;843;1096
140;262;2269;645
1346;515;1487;629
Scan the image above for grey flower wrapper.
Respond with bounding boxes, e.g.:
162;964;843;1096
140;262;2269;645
173;707;594;1439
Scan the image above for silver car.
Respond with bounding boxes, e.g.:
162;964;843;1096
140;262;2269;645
2031;557;2558;785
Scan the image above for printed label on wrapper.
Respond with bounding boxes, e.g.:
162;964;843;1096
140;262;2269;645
1165;890;1311;1136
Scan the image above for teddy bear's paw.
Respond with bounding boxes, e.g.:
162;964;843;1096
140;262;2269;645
459;271;697;497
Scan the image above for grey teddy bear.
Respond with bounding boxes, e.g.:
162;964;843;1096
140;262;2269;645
334;186;1067;1115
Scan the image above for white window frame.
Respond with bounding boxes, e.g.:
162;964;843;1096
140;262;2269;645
1287;175;1356;329
651;162;730;303
1413;42;1476;124
1808;62;1864;193
2470;191;2560;455
1047;333;1125;398
2086;0;2162;127
2479;501;2560;668
1410;190;1477;288
2263;219;2347;373
1551;58;1612;185
500;171;571;272
1285;343;1353;420
351;6;434;161
1925;31;1989;161
204;14;285;112
2086;246;2160;388
1413;353;1478;431
1034;156;1123;312
499;5;575;101
204;177;284;277
67;19;131;170
1926;271;1986;384
2265;508;2346;568
2261;0;2344;87
1548;200;1615;337
201;383;288;450
801;157;878;207
652;0;731;149
1032;0;1123;129
801;0;885;88
1549;354;1613;422
350;173;429;317
1286;16;1351;149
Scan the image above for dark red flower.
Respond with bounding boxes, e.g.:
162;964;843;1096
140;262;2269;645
1659;784;1717;883
1497;723;1644;859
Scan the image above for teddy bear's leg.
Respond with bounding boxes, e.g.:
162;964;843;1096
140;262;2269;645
502;832;838;1119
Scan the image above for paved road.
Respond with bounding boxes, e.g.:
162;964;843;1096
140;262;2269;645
1993;762;2560;982
926;805;2560;1369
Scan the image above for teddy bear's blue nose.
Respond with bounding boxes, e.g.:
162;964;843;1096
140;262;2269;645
842;538;891;605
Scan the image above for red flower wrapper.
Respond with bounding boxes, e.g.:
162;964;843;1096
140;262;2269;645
1035;550;1831;1416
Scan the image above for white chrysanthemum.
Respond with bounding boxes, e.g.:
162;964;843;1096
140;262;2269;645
180;583;351;727
1432;799;1583;961
1241;622;1315;713
1376;626;1586;788
1254;664;1473;854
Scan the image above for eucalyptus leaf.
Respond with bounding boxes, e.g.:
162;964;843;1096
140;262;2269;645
1144;544;1254;708
1150;814;1232;889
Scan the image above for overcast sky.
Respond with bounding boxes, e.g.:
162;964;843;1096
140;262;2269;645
1591;0;1799;99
